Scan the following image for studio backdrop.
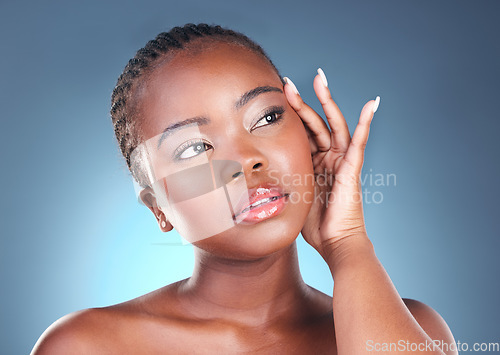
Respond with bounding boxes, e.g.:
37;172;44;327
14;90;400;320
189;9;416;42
1;0;499;353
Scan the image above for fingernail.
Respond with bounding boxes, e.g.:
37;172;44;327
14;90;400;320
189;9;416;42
317;68;328;87
372;96;381;113
283;77;300;95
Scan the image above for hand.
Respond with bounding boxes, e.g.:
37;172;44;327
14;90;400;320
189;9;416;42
283;69;380;260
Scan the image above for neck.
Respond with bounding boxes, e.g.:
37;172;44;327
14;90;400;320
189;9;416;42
179;241;311;326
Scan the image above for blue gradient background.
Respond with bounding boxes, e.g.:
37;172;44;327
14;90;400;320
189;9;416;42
1;0;499;353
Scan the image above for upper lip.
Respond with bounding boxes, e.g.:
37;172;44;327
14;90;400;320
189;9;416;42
232;183;288;219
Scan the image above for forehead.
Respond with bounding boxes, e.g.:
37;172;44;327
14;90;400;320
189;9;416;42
135;42;282;137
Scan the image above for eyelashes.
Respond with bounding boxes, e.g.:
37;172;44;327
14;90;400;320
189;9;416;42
174;139;213;160
174;106;285;161
251;106;285;130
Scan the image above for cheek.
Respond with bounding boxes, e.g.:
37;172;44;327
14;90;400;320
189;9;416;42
275;117;316;207
275;116;314;176
165;189;236;243
155;172;250;244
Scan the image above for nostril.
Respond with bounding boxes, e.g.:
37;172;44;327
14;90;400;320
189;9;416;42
232;171;243;179
252;162;262;170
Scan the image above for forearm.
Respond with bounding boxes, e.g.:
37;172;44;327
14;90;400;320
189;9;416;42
326;235;444;354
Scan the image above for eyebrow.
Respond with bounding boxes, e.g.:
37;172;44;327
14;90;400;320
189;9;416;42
157;85;283;148
235;86;283;109
157;116;209;148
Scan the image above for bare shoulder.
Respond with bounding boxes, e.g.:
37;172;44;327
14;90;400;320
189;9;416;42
31;280;187;355
30;308;110;355
403;298;457;354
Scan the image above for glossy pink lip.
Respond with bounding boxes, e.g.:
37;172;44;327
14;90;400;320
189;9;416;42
233;185;289;224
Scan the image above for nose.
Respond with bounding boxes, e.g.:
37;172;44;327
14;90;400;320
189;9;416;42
212;136;268;187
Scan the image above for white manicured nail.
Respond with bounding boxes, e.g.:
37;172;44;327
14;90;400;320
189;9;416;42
372;96;381;113
317;68;328;87
283;77;300;95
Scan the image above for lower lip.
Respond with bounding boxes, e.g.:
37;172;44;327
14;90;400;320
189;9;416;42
235;194;288;224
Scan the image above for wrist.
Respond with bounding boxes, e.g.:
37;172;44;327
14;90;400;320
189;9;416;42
323;234;375;274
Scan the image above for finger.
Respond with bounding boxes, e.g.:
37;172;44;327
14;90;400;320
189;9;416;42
284;77;331;152
303;122;320;155
343;97;379;176
313;69;351;153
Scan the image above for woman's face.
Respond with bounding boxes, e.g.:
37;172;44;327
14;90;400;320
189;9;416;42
135;42;315;259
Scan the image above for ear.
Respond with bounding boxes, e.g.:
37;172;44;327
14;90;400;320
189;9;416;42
139;187;173;233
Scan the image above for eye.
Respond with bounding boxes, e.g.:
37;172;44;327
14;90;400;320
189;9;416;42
252;107;285;130
175;140;213;160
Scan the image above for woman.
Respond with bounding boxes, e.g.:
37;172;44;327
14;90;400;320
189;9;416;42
32;23;456;354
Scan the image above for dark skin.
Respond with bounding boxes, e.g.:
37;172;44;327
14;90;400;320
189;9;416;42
32;42;456;354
